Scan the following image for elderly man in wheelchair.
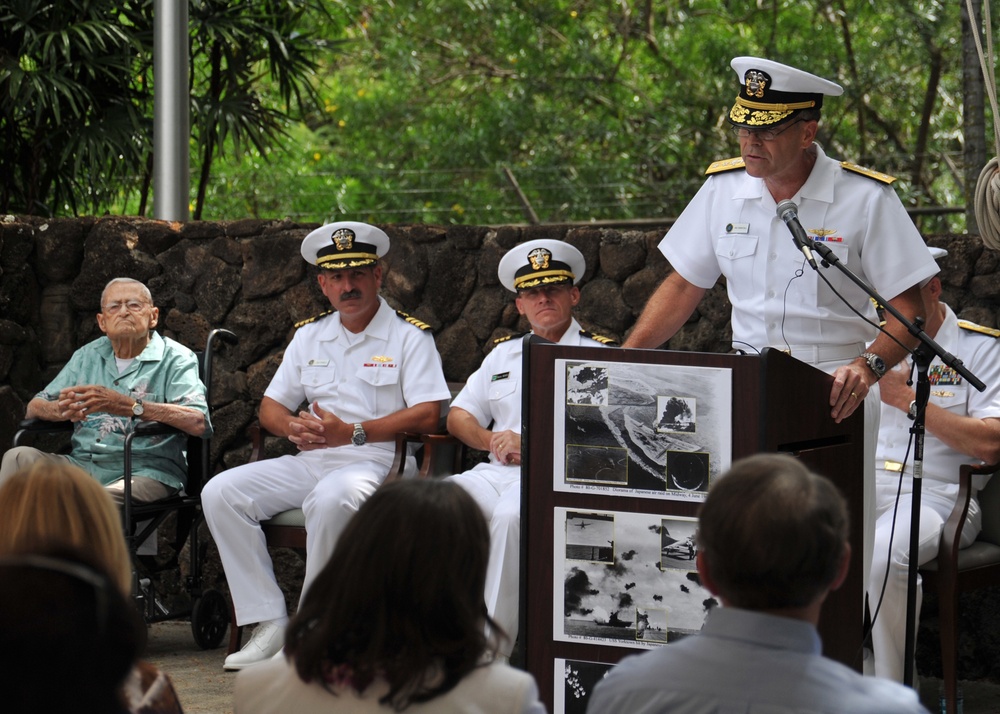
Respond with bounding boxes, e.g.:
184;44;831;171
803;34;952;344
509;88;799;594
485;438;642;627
0;277;211;501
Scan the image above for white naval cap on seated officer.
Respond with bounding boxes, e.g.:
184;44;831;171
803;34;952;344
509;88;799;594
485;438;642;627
497;238;586;293
728;56;843;129
300;221;390;269
921;246;948;287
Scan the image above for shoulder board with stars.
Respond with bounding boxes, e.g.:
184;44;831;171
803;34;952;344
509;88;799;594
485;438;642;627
294;310;334;329
493;332;528;345
705;157;746;175
395;310;432;331
581;330;618;346
840;161;896;184
958;319;1000;338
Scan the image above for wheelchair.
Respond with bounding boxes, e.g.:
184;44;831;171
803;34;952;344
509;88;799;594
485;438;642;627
12;327;238;650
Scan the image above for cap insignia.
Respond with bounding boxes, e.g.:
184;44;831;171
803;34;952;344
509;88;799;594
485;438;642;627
527;247;552;271
745;70;769;98
332;228;355;251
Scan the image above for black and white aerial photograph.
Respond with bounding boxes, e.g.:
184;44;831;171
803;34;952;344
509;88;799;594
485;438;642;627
554;507;716;651
554;359;732;502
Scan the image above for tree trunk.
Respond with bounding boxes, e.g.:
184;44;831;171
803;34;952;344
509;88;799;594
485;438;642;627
962;0;986;235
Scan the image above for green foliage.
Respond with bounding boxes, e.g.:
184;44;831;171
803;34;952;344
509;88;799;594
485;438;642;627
186;0;337;218
0;0;150;214
1;0;333;217
197;0;980;231
3;0;991;230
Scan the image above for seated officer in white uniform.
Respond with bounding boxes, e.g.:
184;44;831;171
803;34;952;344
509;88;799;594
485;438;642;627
870;246;1000;681
202;222;451;670
447;239;615;660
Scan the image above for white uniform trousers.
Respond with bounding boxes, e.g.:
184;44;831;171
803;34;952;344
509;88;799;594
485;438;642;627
870;477;981;681
202;447;404;626
448;461;521;657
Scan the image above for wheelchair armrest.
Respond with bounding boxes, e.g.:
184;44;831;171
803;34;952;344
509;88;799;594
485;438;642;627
132;420;183;437
14;418;74;442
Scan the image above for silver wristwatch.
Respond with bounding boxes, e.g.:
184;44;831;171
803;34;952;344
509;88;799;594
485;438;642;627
132;398;144;417
860;352;887;380
351;422;367;446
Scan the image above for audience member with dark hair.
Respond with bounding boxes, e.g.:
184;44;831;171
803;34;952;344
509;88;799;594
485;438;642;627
0;461;184;713
587;453;929;714
0;548;144;714
234;478;545;713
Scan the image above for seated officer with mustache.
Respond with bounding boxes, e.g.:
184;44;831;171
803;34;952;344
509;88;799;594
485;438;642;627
202;222;451;671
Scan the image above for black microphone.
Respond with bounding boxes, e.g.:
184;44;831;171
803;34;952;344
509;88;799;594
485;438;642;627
776;200;818;270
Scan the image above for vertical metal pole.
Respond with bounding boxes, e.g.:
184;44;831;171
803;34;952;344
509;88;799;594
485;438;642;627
154;0;190;221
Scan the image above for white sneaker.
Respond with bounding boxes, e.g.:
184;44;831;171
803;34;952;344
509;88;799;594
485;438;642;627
224;621;286;671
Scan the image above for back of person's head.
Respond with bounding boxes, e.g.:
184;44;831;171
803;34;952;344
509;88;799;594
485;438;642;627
0;547;143;713
286;478;494;710
0;460;132;594
697;453;849;610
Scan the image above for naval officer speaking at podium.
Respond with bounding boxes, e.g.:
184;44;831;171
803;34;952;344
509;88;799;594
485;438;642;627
622;56;938;584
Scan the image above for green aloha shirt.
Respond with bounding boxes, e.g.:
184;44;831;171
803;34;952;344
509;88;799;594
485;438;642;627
35;332;212;491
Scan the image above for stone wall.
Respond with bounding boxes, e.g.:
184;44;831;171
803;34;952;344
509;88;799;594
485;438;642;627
2;215;1000;676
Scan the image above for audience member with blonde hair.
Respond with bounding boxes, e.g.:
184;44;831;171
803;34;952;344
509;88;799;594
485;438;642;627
0;461;184;713
0;459;131;591
235;478;545;713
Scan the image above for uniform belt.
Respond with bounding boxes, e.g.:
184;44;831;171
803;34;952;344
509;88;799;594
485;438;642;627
779;343;866;365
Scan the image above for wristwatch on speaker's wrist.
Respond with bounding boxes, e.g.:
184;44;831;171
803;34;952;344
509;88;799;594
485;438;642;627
908;400;918;420
860;352;887;380
352;423;367;446
132;398;144;417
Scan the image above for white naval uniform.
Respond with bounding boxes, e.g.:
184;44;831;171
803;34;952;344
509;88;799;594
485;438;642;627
202;298;450;626
659;144;939;588
870;307;1000;681
447;318;611;656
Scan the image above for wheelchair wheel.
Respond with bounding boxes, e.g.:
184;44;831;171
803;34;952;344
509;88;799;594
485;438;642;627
191;588;229;650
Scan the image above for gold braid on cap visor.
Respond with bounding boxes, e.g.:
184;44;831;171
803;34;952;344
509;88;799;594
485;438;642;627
515;269;575;289
730;95;817;126
317;252;378;268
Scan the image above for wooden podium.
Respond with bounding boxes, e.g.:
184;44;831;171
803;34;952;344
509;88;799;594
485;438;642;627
519;340;865;714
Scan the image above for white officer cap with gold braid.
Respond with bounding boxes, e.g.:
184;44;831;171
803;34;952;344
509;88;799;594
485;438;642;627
728;56;843;129
498;239;585;293
301;221;390;270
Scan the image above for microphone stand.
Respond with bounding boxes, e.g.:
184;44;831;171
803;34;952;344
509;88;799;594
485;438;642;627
804;238;985;691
